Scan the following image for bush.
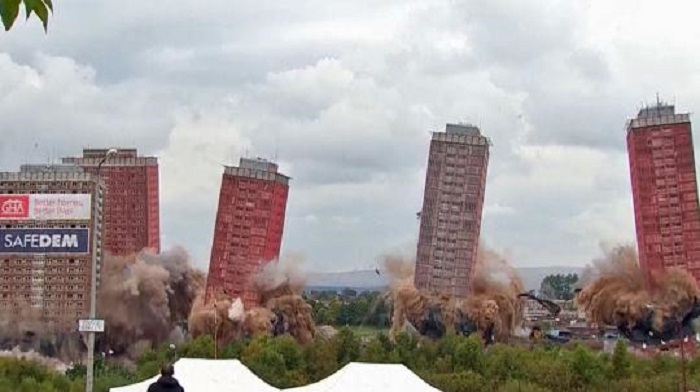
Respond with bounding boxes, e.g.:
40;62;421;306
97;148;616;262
0;329;695;392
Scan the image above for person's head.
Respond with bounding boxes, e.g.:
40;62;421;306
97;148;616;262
160;363;175;378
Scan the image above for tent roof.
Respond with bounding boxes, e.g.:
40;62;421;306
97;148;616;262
284;362;442;392
109;358;279;392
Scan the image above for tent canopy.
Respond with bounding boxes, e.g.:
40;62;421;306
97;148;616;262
284;362;442;392
109;358;279;392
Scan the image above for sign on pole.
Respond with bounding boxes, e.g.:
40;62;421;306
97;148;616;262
78;319;105;333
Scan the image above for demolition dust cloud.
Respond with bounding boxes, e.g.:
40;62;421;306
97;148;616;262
187;255;316;347
97;247;205;357
0;247;205;362
575;244;699;332
388;245;524;342
8;241;700;367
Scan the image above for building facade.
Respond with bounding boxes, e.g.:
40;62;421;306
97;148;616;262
63;148;160;256
414;123;490;297
0;164;97;330
205;158;290;308
627;103;700;284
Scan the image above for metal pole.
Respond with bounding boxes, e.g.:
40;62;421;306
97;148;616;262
214;299;218;359
86;155;109;392
680;337;687;392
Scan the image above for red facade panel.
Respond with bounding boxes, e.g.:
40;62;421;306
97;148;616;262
627;106;700;284
205;160;289;309
62;149;160;256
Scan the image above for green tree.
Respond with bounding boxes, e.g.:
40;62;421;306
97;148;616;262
566;344;606;388
241;336;290;387
303;341;339;381
178;334;215;358
610;340;631;379
540;273;578;300
332;327;360;365
422;371;487;392
359;336;392;363
453;335;485;373
0;0;52;31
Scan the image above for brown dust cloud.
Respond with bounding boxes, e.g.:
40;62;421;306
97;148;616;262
575;244;700;336
0;247;205;362
187;255;316;348
387;245;524;342
3;242;700;366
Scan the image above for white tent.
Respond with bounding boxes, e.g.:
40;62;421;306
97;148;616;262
284;362;442;392
109;358;279;392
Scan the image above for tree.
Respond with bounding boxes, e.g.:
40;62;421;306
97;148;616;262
453;335;485;373
540;273;578;300
241;337;289;387
610;340;631;379
0;0;52;32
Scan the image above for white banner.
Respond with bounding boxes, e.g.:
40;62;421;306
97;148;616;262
31;194;91;220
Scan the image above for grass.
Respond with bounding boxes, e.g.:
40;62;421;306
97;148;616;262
347;325;390;337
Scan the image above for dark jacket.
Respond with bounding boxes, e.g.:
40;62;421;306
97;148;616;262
147;376;184;392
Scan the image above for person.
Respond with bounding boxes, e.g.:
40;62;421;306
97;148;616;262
147;363;184;392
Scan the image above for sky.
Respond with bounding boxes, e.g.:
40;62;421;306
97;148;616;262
0;0;699;273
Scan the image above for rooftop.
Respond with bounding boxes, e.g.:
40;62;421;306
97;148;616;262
19;164;84;173
82;148;140;159
224;157;289;185
637;104;676;119
445;123;482;136
628;103;690;130
62;148;158;166
433;123;490;146
239;157;279;173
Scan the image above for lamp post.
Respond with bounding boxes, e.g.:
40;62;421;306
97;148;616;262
86;148;117;392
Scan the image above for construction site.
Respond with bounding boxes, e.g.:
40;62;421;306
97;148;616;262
0;106;700;390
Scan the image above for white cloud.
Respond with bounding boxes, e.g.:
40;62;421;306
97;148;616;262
1;0;699;272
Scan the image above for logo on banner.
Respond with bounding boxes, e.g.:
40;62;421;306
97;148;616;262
0;196;29;219
0;194;90;220
0;228;89;254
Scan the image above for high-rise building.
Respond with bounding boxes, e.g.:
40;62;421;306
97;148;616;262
63;148;160;256
0;164;97;330
414;123;491;298
205;158;290;308
626;103;700;284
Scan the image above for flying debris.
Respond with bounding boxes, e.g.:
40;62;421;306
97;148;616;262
387;245;524;344
575;244;700;346
615;297;700;345
188;257;316;346
0;247;205;362
518;292;562;317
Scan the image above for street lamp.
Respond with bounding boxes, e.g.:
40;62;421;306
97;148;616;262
86;148;117;392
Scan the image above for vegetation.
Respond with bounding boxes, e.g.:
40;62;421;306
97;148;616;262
0;0;52;32
307;290;391;328
539;273;579;300
2;330;700;392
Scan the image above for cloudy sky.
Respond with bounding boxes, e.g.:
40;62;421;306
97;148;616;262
0;0;698;272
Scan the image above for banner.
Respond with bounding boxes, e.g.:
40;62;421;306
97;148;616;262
0;194;91;220
0;228;90;254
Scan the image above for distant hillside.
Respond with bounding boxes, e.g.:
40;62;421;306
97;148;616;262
306;270;389;289
305;266;584;292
